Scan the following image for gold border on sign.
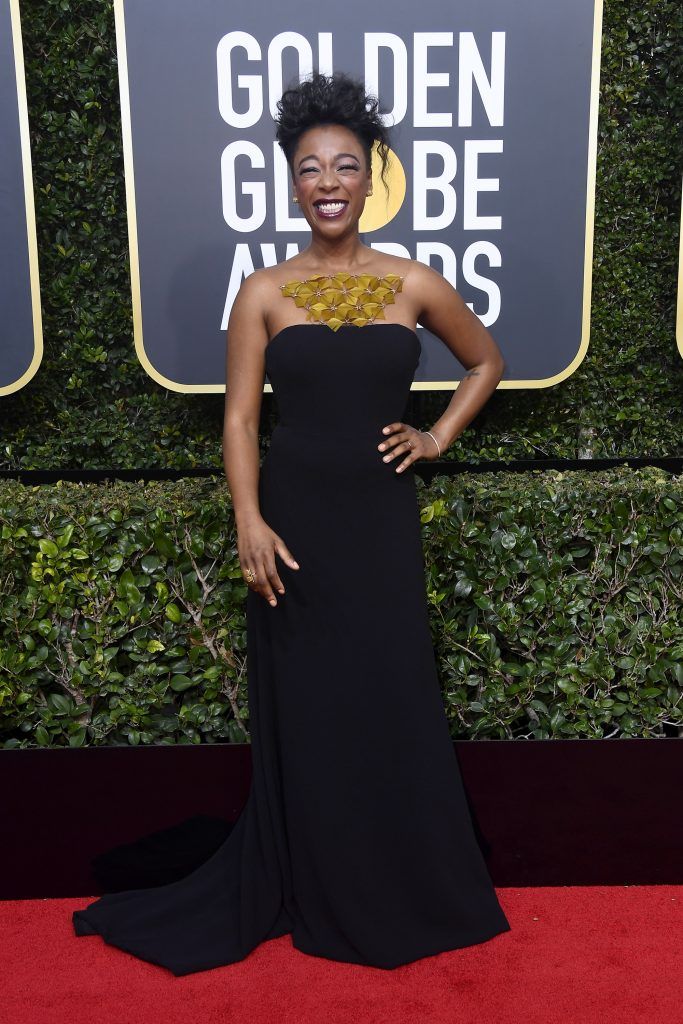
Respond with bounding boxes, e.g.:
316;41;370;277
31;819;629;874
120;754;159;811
1;0;43;397
676;179;683;360
116;0;603;394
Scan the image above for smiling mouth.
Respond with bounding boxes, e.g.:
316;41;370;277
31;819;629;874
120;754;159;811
313;200;349;218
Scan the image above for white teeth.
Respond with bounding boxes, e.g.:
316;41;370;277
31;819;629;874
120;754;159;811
317;202;346;211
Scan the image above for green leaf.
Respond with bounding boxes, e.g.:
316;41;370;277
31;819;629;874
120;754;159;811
35;725;50;747
154;530;178;560
557;679;579;695
170;674;195;692
165;603;182;624
47;693;72;715
57;524;75;547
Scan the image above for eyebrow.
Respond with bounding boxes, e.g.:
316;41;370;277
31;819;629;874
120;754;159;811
296;152;361;169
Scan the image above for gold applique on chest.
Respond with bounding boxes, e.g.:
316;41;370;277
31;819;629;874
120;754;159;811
279;272;404;331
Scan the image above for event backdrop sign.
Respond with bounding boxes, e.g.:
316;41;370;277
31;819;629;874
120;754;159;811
0;0;42;396
114;0;602;393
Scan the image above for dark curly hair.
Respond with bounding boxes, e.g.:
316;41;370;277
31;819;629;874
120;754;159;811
274;71;392;198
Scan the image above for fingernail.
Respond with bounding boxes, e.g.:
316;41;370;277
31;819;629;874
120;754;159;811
383;427;389;433
292;561;299;568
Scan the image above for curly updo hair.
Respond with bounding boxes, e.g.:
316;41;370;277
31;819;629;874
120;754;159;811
274;71;392;198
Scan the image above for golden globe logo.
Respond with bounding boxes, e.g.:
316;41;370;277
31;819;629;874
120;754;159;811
217;31;504;330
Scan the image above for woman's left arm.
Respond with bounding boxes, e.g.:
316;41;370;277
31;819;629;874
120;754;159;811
409;262;505;453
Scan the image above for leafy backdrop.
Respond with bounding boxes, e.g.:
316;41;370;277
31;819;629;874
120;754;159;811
1;468;681;748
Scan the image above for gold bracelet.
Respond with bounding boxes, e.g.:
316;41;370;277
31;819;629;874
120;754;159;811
424;430;442;457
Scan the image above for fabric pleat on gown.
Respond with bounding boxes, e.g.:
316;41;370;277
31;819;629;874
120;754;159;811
72;322;511;974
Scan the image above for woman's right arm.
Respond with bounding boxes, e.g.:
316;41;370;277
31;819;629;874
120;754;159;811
222;272;270;529
222;272;300;607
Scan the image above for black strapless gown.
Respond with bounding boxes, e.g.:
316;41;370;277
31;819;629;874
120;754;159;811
72;323;511;974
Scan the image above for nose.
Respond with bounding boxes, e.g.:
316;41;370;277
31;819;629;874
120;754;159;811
319;167;338;189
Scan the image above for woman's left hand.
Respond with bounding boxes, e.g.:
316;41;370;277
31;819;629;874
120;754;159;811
377;422;441;473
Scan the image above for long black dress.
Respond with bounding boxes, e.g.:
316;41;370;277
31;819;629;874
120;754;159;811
72;321;511;974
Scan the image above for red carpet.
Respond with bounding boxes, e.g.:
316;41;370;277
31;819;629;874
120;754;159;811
4;887;680;1023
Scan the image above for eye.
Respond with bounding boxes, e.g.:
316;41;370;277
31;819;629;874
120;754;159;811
339;164;359;171
300;167;317;174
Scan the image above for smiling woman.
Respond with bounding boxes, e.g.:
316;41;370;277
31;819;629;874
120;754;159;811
72;70;509;976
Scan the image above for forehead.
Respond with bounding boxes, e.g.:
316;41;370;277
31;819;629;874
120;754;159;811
294;123;365;159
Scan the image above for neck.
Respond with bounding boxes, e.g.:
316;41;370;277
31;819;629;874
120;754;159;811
303;233;371;272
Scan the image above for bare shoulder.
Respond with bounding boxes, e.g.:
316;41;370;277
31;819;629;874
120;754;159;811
400;260;457;307
225;272;273;362
232;266;273;308
399;261;503;370
228;267;280;339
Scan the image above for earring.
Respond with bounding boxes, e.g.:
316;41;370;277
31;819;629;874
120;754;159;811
292;196;299;203
367;189;373;196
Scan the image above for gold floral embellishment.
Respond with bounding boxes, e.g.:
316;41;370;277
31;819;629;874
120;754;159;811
279;272;404;331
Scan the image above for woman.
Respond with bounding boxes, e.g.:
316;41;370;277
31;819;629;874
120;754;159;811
72;71;510;975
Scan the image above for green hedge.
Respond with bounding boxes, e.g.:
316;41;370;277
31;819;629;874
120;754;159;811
0;0;681;468
1;467;680;748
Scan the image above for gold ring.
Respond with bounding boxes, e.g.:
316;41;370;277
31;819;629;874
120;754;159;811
243;567;256;585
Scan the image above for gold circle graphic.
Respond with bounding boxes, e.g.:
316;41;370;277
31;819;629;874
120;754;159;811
359;143;406;233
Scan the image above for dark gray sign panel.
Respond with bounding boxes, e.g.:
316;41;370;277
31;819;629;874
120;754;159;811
0;0;42;396
115;0;602;392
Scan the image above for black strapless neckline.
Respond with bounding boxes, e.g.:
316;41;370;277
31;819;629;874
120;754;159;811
266;321;420;355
